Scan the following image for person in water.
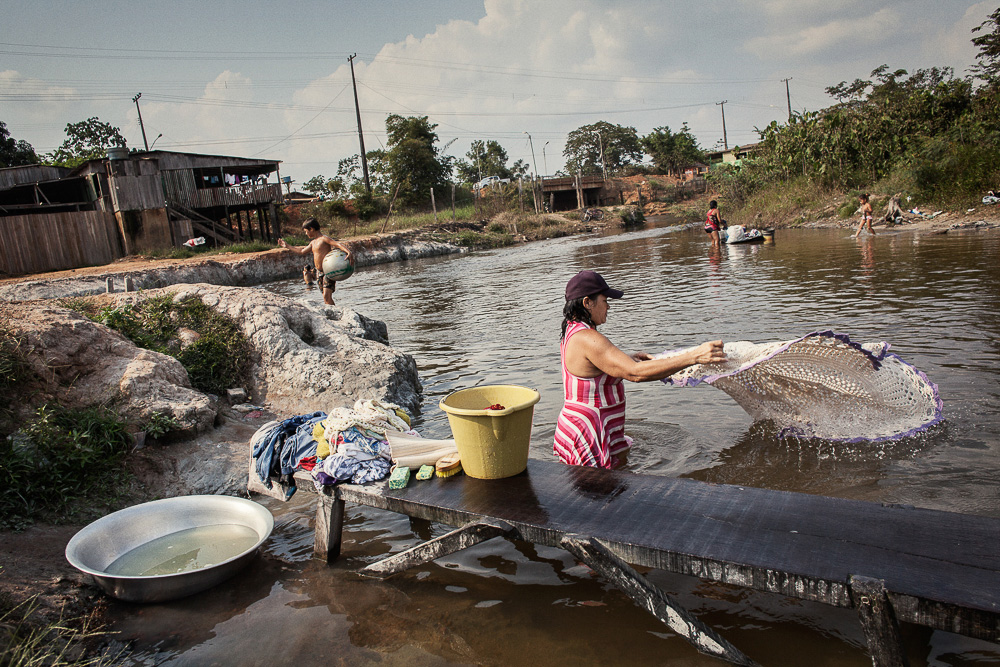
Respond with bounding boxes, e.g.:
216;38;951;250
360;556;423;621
705;200;724;247
279;218;353;305
854;193;875;237
553;270;726;469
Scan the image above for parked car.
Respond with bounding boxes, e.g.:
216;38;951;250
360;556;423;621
473;176;511;191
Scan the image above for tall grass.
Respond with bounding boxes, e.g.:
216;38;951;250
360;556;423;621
0;595;120;666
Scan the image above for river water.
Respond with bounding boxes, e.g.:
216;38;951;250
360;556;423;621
112;221;1000;666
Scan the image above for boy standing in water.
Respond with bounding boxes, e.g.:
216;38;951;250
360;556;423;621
279;218;353;305
854;193;875;237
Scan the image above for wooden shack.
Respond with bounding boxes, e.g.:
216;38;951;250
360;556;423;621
0;150;284;276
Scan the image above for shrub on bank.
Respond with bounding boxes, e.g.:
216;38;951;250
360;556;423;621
1;403;133;529
65;295;252;397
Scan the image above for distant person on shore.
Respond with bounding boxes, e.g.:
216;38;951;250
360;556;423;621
554;270;726;469
855;193;875;237
278;218;353;305
705;200;724;247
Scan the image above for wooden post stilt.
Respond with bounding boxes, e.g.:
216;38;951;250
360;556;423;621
360;519;516;578
314;493;345;563
561;534;759;667
850;575;910;667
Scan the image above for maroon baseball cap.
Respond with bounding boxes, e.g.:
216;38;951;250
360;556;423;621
565;270;624;301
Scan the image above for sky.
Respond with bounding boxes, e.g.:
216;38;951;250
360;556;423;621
1;0;992;187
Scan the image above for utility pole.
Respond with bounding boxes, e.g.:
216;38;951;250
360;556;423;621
523;131;538;178
783;78;794;120
542;141;549;177
132;93;149;151
782;78;793;121
716;100;729;150
348;54;371;194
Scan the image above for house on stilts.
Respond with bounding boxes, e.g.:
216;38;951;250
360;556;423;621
0;149;284;276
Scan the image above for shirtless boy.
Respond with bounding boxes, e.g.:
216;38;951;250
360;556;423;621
278;218;353;305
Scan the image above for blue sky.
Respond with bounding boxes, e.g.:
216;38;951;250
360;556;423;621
1;0;991;185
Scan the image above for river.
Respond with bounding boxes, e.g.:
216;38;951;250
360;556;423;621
111;220;1000;666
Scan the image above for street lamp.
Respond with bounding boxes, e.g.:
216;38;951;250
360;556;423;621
150;133;163;150
542;141;549;177
523;131;538;179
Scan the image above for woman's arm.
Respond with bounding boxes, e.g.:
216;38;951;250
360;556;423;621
569;330;725;382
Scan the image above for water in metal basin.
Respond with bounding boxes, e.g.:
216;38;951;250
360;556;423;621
104;524;259;576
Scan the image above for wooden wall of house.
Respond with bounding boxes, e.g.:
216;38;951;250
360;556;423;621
0;210;122;276
115;207;172;256
108;159;164;211
161;169;198;204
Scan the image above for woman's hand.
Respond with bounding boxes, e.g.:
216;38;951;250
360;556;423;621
690;340;726;365
630;352;652;362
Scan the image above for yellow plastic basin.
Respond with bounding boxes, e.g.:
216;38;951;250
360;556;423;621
439;385;541;479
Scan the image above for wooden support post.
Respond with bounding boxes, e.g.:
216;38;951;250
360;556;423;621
850;575;910;667
105;277;114;293
561;535;758;667
314;493;345;563
431;187;437;222
518;178;523;213
549;192;554;213
451;184;456;221
360;519;517;578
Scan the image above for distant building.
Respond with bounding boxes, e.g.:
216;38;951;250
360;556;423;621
705;142;762;167
0;150;284;275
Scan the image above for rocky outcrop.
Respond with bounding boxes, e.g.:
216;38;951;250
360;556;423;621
97;283;421;415
5;301;216;433
4;282;421;440
0;234;464;302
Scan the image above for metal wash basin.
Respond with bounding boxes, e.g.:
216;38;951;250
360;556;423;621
65;495;273;603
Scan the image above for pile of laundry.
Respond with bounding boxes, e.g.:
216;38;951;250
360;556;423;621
251;399;459;497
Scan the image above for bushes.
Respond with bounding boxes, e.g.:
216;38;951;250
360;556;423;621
1;404;132;529
75;294;251;396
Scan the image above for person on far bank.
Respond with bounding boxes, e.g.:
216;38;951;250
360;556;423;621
705;200;724;247
278;218;353;305
854;193;875;237
554;270;726;469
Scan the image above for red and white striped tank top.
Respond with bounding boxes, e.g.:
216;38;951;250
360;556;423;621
553;321;631;468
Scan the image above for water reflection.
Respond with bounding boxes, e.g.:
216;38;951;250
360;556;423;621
682;421;944;501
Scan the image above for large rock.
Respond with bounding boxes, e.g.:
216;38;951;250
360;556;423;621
112;283;422;415
3;302;216;433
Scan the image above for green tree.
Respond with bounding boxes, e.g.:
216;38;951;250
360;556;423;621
384;115;450;207
303;175;333;198
45;117;127;168
454;140;512;183
641;123;704;175
0;120;39;168
563;121;642;176
971;6;1000;85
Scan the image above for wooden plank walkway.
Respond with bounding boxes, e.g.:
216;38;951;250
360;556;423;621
249;459;1000;665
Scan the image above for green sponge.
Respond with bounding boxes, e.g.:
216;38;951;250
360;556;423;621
415;464;434;481
388;466;410;489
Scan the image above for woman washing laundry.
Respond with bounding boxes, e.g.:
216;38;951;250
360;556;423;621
553;271;726;469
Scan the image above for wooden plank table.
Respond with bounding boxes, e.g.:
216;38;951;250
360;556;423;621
249;458;1000;666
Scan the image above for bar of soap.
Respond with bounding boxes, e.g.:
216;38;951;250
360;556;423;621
415;464;434;481
388;466;410;489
